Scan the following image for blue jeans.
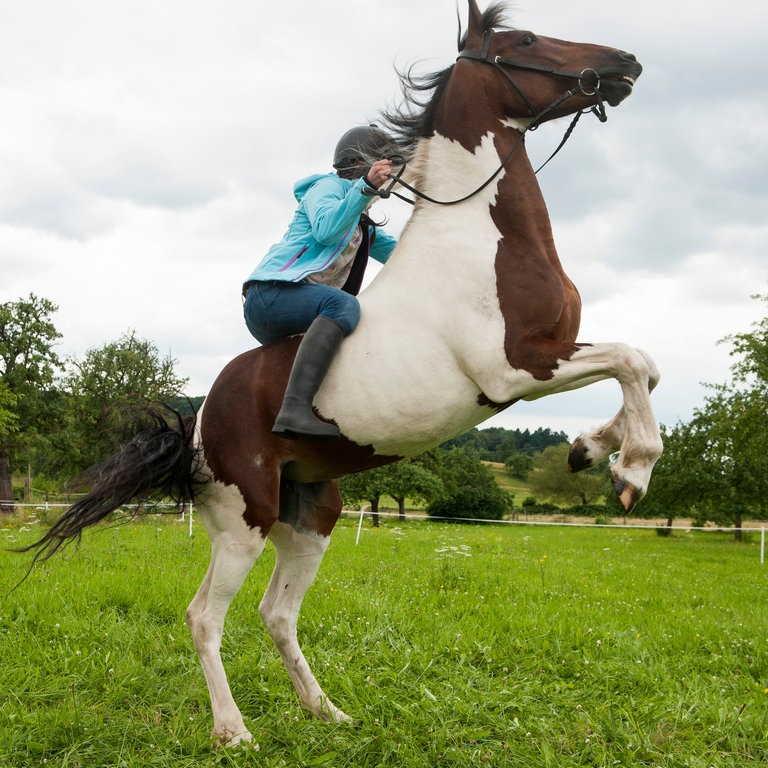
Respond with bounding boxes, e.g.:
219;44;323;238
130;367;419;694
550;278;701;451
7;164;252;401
243;280;361;345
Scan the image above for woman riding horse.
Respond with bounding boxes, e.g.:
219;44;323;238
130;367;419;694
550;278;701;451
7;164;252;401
242;125;399;440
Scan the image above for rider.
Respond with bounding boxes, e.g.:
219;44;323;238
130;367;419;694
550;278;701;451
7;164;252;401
242;124;400;440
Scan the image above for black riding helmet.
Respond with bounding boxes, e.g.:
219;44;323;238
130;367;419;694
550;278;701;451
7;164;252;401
332;124;400;179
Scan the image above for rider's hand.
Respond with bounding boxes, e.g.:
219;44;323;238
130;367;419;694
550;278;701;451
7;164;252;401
364;159;393;189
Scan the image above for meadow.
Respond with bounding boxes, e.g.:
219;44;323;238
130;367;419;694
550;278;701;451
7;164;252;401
0;514;766;767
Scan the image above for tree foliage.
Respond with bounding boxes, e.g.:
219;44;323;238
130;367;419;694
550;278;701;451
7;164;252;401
528;444;607;507
55;330;189;476
0;294;63;509
440;426;568;461
339;452;443;524
504;451;534;479
643;294;768;537
428;447;512;521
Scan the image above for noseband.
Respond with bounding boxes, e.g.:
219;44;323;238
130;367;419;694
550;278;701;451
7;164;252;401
456;27;607;128
369;29;608;207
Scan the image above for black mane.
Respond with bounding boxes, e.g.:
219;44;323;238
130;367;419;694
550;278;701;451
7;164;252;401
381;1;511;152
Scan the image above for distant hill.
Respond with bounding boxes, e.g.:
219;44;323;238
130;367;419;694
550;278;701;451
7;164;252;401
440;426;568;462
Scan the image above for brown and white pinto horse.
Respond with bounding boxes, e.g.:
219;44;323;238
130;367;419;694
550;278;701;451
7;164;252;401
26;0;661;747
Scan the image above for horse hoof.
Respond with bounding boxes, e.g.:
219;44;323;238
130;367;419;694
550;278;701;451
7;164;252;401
612;473;642;513
568;438;593;473
315;702;352;724
217;729;253;748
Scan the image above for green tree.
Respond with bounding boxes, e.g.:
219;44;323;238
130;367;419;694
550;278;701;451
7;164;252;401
692;386;767;538
57;330;188;475
648;294;768;539
380;460;443;520
638;421;710;533
339;455;444;525
339;466;389;526
0;295;62;510
722;293;768;386
504;451;533;480
529;444;606;507
0;380;18;437
428;447;512;521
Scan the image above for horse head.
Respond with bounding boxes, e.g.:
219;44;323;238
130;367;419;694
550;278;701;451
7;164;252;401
459;0;642;128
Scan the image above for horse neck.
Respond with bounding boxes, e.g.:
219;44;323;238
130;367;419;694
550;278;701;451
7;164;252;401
405;124;562;267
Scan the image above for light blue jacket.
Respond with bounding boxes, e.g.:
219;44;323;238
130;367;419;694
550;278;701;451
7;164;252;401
244;173;397;285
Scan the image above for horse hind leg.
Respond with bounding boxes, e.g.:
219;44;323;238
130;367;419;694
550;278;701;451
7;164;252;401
259;480;348;722
185;484;273;746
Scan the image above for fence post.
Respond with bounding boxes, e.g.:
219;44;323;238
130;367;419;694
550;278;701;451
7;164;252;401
761;527;765;565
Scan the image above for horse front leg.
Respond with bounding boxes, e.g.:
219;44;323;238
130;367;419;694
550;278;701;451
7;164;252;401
568;349;660;472
261;482;347;722
520;343;663;512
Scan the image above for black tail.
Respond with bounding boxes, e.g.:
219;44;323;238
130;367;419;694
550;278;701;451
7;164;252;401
19;404;203;564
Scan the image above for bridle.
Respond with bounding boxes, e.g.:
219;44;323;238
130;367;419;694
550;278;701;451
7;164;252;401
367;28;609;207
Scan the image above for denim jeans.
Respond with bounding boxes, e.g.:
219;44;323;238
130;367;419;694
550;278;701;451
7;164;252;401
243;280;361;345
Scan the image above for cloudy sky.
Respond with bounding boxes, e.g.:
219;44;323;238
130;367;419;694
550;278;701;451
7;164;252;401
2;0;766;440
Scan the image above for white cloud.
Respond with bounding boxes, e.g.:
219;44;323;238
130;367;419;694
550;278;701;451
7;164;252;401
1;0;766;444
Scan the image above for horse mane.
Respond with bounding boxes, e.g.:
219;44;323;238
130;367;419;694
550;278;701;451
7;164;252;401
380;1;512;154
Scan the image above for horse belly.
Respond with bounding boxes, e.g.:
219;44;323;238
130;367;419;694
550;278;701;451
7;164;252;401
314;327;489;457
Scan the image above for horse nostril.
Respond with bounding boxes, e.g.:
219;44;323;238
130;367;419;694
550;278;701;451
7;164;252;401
619;50;637;62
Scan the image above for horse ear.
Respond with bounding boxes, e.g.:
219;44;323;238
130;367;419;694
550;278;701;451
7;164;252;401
463;0;485;50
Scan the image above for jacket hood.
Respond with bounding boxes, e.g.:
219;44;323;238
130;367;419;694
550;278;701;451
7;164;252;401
293;173;335;202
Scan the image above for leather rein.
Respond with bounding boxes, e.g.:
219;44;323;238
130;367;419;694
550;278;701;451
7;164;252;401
367;29;608;207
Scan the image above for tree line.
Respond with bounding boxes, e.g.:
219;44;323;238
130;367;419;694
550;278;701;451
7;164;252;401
2;292;767;539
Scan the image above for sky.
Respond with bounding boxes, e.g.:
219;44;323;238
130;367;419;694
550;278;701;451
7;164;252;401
1;0;766;441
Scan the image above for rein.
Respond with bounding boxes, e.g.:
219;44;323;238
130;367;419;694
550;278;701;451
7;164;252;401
368;29;608;207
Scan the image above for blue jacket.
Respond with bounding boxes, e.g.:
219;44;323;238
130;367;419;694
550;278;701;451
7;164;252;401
244;173;397;285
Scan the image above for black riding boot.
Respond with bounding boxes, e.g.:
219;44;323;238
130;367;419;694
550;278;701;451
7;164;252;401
272;316;344;440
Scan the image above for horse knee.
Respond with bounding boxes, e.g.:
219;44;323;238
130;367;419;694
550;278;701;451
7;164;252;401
259;601;293;644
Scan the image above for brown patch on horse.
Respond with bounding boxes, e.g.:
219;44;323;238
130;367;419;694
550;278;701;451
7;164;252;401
201;341;401;532
477;393;520;412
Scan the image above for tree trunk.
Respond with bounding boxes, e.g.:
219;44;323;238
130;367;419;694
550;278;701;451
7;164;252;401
0;446;14;513
397;497;406;521
734;507;743;542
371;499;380;528
24;461;31;502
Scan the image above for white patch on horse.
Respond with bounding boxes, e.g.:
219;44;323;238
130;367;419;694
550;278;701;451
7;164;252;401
315;132;514;456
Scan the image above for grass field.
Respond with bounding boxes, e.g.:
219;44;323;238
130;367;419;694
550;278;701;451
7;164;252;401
1;514;766;767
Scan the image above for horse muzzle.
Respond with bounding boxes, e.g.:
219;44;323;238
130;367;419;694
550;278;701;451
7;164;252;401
596;51;643;106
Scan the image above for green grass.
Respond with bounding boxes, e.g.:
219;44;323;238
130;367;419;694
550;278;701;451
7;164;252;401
485;461;534;499
1;515;767;767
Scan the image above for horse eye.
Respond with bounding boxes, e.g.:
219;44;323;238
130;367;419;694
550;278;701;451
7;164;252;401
521;34;536;47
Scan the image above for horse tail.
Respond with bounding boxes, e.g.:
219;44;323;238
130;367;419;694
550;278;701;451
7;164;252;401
19;404;203;564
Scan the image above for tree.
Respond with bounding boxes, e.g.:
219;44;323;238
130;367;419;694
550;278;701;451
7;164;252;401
504;451;533;480
428;447;512;521
649;294;768;539
339;466;389;526
529;444;607;507
380;460;443;520
0;295;62;510
57;330;189;475
638;421;711;533
339;454;444;525
440;426;569;462
691;386;767;538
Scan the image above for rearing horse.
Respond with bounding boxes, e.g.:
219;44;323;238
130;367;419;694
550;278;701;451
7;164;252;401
26;0;661;747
